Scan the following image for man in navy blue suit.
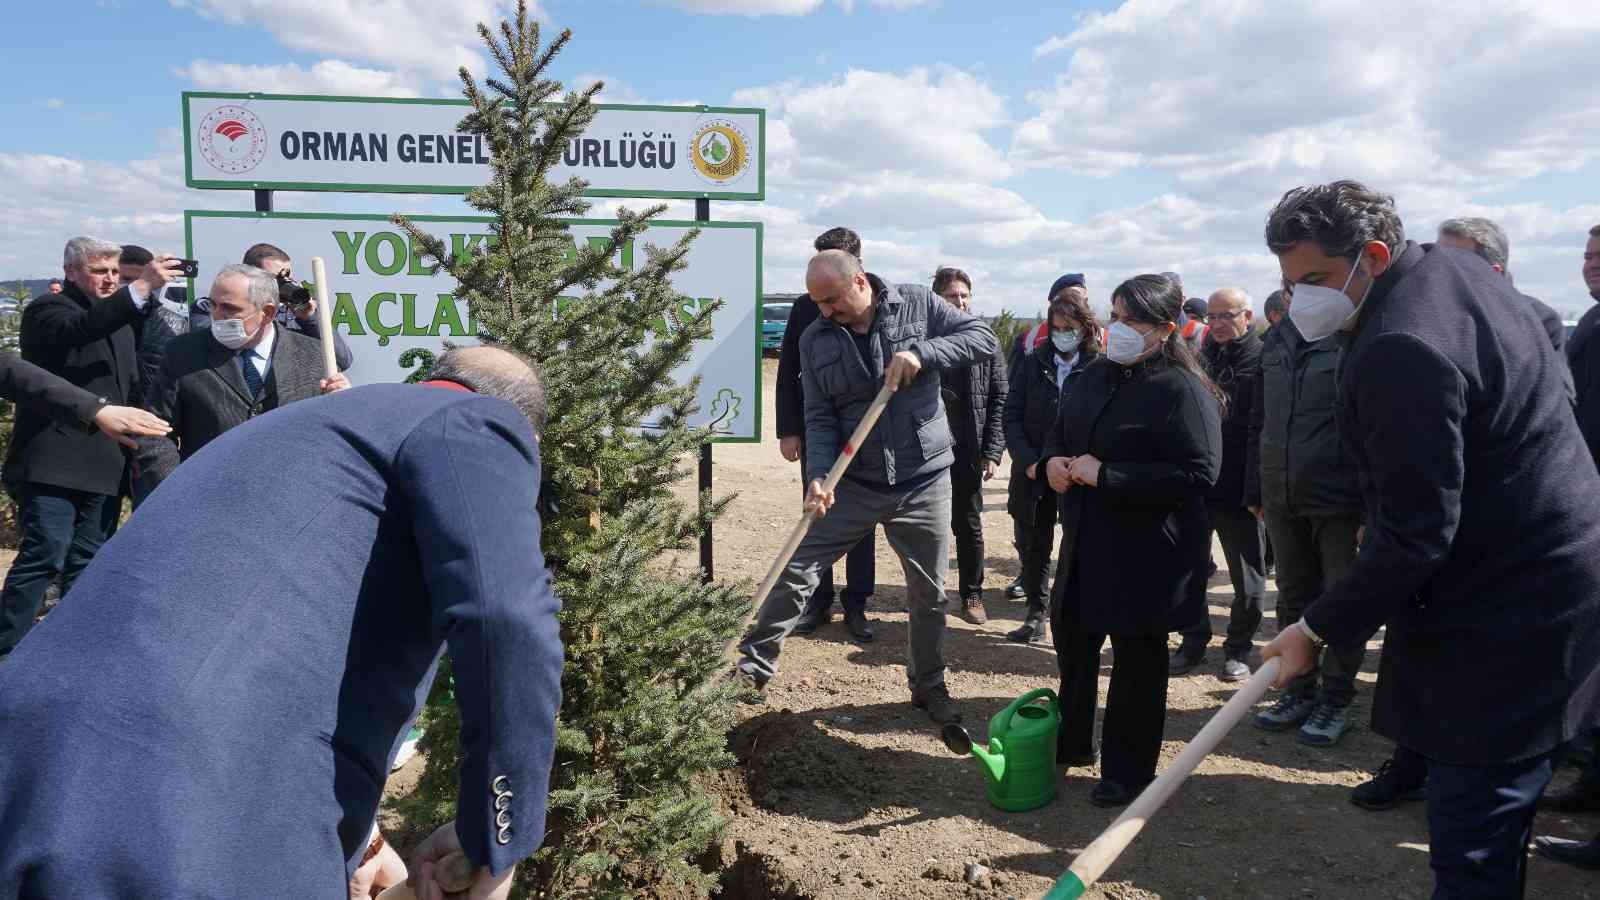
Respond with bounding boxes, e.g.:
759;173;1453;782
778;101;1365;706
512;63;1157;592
0;345;563;900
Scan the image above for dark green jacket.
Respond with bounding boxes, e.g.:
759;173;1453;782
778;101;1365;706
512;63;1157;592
1243;321;1361;516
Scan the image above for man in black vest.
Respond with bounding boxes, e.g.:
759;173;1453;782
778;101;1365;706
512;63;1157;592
1261;182;1600;899
775;227;878;642
0;237;179;658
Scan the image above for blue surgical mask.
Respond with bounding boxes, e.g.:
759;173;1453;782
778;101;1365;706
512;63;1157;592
1051;330;1079;352
1105;321;1151;364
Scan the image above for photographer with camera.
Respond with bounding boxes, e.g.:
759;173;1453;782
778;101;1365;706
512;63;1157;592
134;264;350;499
239;242;354;371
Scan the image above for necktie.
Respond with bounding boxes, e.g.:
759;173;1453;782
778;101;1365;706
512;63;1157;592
239;349;264;400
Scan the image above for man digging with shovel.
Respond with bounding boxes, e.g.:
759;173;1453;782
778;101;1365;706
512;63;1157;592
735;249;997;725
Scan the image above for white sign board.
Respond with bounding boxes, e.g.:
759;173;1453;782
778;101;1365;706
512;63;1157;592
183;92;765;200
185;211;763;442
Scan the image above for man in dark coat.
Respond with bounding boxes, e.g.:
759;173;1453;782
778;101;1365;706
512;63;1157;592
933;266;1006;625
0;237;179;658
134;264;347;499
1532;221;1600;867
0;345;562;899
1436;217;1572;403
775;227;878;641
1261;181;1600;899
1173;288;1265;681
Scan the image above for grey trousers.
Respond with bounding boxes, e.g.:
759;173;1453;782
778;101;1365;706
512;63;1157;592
738;472;952;694
1264;508;1366;707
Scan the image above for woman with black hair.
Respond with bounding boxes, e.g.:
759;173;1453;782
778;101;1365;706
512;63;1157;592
1002;282;1101;644
1039;273;1223;807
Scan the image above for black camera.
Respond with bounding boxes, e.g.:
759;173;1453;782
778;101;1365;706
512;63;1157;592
277;271;312;309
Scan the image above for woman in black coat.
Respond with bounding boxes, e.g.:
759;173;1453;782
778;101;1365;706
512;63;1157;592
1040;274;1223;807
1002;284;1101;643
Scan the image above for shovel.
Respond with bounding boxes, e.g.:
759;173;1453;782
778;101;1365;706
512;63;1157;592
1036;657;1282;899
720;383;895;664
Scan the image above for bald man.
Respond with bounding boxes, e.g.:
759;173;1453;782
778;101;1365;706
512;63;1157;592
736;250;997;724
0;345;562;900
1172;288;1266;681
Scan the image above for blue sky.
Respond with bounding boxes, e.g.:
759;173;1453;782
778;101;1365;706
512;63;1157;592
4;0;1598;318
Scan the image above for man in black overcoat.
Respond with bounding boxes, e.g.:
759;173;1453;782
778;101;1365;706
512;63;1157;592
1261;181;1600;899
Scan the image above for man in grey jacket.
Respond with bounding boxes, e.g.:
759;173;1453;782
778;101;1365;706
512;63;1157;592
736;250;997;724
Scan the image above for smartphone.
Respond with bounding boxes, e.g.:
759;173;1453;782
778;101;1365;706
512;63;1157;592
173;258;200;278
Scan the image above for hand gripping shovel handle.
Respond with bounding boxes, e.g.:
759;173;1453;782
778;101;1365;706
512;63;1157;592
1037;657;1282;899
721;383;896;664
310;257;339;381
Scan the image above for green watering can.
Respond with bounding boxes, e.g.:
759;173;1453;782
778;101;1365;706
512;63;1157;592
941;687;1060;812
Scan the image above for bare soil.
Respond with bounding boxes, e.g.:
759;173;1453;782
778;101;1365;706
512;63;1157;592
667;360;1599;899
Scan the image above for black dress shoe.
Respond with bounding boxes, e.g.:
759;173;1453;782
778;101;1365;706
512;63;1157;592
844;608;875;643
1007;618;1046;644
1003;576;1026;599
1533;835;1600;870
1089;779;1145;808
792;604;831;635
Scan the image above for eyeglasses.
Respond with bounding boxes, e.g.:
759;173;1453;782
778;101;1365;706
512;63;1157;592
1203;310;1246;322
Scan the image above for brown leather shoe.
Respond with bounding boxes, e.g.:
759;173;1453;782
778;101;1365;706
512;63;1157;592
961;593;988;625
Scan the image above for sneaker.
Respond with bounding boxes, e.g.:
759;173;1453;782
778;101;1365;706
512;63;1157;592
1350;759;1427;811
1297;703;1352;747
1003;576;1026;600
961;593;988;625
1168;643;1206;675
912;685;962;725
1254;693;1316;732
1220;657;1251;682
391;725;424;771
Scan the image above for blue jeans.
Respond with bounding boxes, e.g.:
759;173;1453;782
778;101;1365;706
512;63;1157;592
1426;750;1556;899
0;483;111;655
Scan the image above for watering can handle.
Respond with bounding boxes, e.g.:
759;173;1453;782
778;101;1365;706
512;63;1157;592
995;687;1058;738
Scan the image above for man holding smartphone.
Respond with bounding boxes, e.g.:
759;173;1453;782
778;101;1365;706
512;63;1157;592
0;236;179;658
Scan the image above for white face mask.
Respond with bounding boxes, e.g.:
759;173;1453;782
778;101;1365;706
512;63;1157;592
1051;330;1079;353
1288;258;1372;343
211;315;256;350
1105;320;1151;365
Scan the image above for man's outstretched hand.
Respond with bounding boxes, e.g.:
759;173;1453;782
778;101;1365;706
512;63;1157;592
93;405;170;448
407;822;514;900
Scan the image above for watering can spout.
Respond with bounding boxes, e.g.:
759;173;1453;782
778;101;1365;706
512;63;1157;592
971;740;1006;785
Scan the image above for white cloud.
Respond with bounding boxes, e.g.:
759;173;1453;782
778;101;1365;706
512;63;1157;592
176;60;423;97
169;0;521;83
43;98;64;110
735;67;1011;184
660;0;929;14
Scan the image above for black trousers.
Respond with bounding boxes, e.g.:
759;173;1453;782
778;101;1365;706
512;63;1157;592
799;447;875;613
949;460;986;597
1181;500;1266;657
1426;750;1555;899
1054;566;1169;787
1013;489;1057;620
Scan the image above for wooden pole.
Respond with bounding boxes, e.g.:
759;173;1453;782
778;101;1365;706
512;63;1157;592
720;383;895;664
309;256;339;380
1037;657;1283;899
